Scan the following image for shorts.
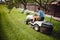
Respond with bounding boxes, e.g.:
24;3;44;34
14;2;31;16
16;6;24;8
40;17;44;21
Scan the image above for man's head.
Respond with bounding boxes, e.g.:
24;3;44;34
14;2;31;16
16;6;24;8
38;6;43;10
38;7;40;10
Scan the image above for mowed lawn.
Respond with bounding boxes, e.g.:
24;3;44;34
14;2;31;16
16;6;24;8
0;5;60;40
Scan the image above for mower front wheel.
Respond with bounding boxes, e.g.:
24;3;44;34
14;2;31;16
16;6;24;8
33;24;40;31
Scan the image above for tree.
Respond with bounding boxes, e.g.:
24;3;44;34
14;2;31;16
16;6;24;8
5;0;14;9
44;0;56;11
19;0;27;10
34;0;42;6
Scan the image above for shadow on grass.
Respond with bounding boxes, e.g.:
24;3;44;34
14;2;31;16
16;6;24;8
45;30;60;40
45;17;60;40
0;13;8;40
51;30;60;40
46;27;60;40
51;20;60;40
42;30;60;40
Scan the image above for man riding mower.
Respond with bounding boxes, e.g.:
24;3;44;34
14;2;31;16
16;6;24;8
25;14;53;34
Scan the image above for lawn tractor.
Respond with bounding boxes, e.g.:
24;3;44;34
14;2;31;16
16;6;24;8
25;15;53;34
30;21;53;34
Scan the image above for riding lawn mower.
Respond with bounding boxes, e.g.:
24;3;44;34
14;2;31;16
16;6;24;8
25;15;54;34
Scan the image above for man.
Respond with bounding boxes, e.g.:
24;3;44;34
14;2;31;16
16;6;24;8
38;7;45;21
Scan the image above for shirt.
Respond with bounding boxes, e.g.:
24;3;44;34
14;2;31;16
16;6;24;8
38;10;45;18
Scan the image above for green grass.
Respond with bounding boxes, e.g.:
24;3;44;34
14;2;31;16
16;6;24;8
0;5;60;40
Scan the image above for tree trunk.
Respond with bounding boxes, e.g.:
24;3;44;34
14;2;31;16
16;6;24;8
24;3;27;10
40;0;42;6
